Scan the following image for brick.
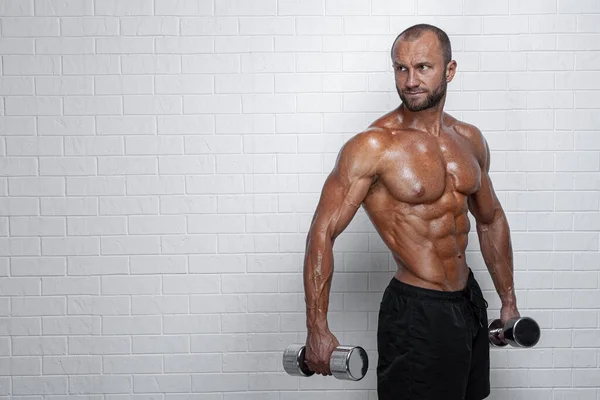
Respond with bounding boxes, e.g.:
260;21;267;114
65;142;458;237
165;354;221;373
158;116;214;135
63;55;119;75
0;1;34;16
102;276;161;295
157;37;214;54
134;375;191;393
61;17;119;36
465;0;508;14
2;18;59;37
40;199;95;217
68;296;130;316
240;17;294;35
70;376;132;394
97;116;156;135
11;257;66;276
0;356;41;375
0;317;41;335
12;297;65;316
163;274;219;294
5;96;61;116
94;38;150;55
42;316;101;335
39;116;95;136
180;17;238;36
13;377;67;395
160;196;217;215
132;295;188;314
64;96;122;116
94;0;153;15
102;316;161;335
216;0;276;15
0;157;37;176
103;355;162;374
36;76;93;95
372;0;415;14
156;75;212;95
189;254;246;274
483;16;528;34
558;0;600;13
95;75;154;95
0;198;39;216
69;336;131;355
122;55;181;75
0;77;34;95
43;356;101;375
182;54;239;73
0;237;40;256
156;0;213;15
163;315;220;334
67;256;129;276
133;335;189;354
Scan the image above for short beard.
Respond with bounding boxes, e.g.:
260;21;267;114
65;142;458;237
397;78;447;112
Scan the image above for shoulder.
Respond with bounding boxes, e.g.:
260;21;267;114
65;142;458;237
335;126;390;178
448;115;489;169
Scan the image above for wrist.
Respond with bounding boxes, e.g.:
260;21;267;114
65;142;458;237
501;299;517;308
307;320;328;334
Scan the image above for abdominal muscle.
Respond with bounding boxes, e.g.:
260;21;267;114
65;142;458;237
363;185;473;292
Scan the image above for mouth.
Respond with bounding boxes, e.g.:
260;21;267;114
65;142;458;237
404;91;426;96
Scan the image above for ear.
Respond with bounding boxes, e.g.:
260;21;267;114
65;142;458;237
445;60;457;83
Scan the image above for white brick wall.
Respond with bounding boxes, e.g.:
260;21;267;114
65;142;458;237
0;0;598;398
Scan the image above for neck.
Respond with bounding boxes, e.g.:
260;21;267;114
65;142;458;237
398;97;447;136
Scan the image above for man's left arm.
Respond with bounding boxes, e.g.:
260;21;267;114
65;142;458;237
467;133;520;323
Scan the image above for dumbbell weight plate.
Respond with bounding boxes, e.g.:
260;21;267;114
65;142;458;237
330;346;368;381
488;319;507;347
282;344;314;377
504;316;541;348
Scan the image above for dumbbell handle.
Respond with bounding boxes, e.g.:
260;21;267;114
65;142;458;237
488;316;541;348
282;344;368;381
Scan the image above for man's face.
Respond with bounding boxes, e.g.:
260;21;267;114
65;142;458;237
392;32;452;112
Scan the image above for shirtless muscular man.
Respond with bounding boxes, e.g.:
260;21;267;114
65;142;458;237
302;24;520;400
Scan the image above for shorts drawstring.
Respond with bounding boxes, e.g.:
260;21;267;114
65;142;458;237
464;287;488;329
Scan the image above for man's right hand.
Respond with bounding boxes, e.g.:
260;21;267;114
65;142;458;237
304;329;340;376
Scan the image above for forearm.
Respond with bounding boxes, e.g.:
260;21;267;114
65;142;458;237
476;208;517;307
303;231;335;333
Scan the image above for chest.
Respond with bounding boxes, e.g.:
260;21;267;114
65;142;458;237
377;132;481;204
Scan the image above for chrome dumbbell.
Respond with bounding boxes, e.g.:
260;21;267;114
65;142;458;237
282;344;368;381
488;317;541;348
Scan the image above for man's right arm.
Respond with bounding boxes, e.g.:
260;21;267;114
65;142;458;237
303;130;384;374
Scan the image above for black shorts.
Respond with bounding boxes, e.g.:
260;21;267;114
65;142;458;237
377;269;490;400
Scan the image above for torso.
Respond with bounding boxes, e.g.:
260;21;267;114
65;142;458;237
362;111;484;291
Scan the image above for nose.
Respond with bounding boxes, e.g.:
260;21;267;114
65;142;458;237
406;70;419;88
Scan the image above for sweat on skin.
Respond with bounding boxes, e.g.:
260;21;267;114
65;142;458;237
302;28;519;377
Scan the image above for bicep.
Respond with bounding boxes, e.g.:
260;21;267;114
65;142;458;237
468;135;501;224
468;169;500;225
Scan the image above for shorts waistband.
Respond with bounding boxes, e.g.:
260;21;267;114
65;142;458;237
386;269;475;302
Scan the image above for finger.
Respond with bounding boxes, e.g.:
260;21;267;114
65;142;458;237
308;362;322;375
318;363;328;376
318;364;327;375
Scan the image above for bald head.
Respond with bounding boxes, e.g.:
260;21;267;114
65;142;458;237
391;24;452;66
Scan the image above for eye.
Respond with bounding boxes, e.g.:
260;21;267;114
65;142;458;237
420;65;429;70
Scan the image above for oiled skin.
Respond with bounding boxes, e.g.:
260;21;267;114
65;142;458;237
363;112;490;288
303;31;520;376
